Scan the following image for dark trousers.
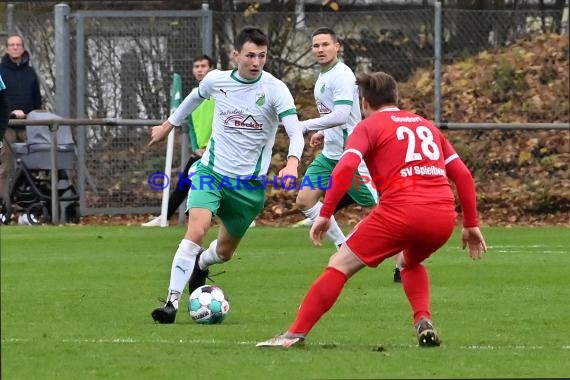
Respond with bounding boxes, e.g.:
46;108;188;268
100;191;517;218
167;154;201;219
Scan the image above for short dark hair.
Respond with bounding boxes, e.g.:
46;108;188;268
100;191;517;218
356;72;399;109
311;27;339;43
234;26;269;52
193;54;214;68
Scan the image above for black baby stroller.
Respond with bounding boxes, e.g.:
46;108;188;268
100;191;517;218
0;110;80;225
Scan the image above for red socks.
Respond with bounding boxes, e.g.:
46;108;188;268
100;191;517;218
400;264;431;324
287;264;432;335
289;267;348;335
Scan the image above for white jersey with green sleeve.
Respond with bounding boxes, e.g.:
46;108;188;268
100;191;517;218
314;61;361;160
197;69;298;178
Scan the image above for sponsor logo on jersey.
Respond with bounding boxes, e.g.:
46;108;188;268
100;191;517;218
220;109;245;116
320;83;326;93
391;115;423;123
400;165;445;177
316;100;332;114
224;114;263;130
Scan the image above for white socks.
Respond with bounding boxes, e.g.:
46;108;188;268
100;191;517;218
302;201;345;247
198;239;223;270
167;239;202;308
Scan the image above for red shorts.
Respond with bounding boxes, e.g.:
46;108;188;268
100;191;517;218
345;203;457;267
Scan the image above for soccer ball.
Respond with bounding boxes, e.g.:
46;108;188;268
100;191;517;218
188;285;230;324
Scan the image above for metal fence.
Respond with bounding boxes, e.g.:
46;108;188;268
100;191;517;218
3;2;569;223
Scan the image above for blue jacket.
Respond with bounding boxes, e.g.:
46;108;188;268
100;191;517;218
0;51;42;129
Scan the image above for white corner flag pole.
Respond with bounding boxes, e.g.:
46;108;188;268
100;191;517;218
160;73;182;227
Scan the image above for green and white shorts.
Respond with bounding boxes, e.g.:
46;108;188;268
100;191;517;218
187;163;264;237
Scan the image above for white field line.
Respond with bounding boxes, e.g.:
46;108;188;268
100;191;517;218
489;245;567;248
495;250;567;254
2;337;569;350
480;244;568;254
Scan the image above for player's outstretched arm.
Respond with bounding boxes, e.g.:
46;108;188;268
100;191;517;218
281;114;305;159
318;149;361;230
149;88;206;146
300;104;352;133
446;156;487;260
279;114;304;187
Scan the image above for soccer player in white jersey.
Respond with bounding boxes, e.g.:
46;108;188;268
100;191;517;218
296;28;376;245
148;26;305;324
297;27;403;282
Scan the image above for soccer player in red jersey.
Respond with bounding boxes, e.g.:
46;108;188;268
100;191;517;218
257;71;487;348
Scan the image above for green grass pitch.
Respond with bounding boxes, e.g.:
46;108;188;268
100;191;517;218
1;225;569;379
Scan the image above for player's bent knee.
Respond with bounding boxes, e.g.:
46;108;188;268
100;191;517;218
185;223;209;243
328;246;364;278
296;189;319;210
215;236;240;262
295;194;308;208
394;251;405;267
